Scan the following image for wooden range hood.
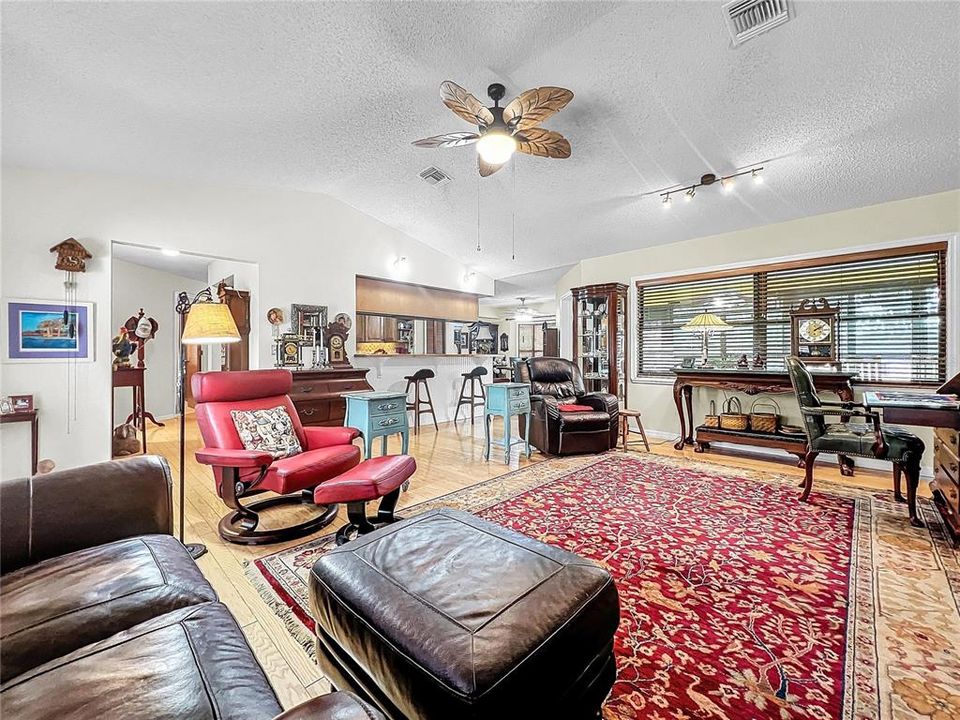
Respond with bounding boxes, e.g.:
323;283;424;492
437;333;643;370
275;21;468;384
355;276;479;322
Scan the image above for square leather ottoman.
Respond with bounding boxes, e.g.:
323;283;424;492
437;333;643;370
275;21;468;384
309;508;620;719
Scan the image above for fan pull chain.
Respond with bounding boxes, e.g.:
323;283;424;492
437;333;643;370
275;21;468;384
476;170;482;252
511;161;517;261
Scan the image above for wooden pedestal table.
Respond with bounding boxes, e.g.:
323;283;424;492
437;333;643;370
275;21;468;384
112;367;148;454
0;411;39;475
671;368;859;474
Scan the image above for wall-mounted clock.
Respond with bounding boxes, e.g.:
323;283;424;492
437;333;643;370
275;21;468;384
790;298;839;364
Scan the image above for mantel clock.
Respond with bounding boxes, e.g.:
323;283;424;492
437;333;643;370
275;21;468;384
790;298;839;364
323;317;352;367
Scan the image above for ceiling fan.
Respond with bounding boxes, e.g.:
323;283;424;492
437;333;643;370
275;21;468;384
413;81;573;177
505;297;536;321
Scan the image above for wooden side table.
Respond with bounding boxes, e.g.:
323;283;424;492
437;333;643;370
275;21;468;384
344;391;410;459
484;383;531;464
112;366;147;454
0;410;39;475
620;408;650;452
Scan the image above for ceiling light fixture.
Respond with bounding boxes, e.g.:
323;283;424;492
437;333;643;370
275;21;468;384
161;248;181;257
651;166;765;206
476;128;517;165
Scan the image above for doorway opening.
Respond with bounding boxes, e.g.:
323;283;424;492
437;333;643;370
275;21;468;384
110;241;259;457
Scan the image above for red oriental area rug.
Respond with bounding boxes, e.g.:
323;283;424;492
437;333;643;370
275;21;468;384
247;453;960;720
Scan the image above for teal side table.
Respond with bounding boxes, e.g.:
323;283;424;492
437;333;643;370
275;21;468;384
344;391;410;459
483;382;532;464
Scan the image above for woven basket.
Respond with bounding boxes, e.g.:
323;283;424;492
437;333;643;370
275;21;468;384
719;397;749;431
749;398;780;433
703;400;719;428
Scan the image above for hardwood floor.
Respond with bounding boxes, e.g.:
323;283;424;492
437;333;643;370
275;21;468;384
150;411;908;710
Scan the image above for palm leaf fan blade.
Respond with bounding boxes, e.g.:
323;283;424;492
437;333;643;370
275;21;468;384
412;132;480;148
503;87;574;132
440;81;494;127
516;128;571;158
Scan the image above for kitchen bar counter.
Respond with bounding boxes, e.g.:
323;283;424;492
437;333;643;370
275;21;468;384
354;353;500;358
359;354;496;424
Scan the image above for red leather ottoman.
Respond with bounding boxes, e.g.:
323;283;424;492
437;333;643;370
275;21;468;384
309;509;620;719
314;455;416;545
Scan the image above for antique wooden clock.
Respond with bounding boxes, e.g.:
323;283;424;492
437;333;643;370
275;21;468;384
790;298;839;364
323;315;352;367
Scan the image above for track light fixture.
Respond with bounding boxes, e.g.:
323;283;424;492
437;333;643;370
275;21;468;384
654;166;764;207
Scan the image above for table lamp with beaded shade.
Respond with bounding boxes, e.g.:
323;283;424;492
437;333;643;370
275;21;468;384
681;310;731;367
177;291;241;559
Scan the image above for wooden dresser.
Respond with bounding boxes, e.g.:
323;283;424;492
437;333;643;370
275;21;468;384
933;424;960;537
290;368;374;427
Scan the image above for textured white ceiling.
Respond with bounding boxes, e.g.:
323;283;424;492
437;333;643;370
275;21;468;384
112;242;213;282
4;2;959;286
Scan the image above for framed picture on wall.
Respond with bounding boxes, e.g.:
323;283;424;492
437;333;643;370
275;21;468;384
291;304;328;339
4;299;95;363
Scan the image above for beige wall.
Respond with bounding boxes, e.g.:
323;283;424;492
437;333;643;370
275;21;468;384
557;189;960;473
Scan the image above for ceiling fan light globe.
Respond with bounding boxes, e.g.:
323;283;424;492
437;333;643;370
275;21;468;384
476;131;517;165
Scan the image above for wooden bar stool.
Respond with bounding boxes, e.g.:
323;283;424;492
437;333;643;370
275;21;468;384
454;366;488;424
403;369;438;434
620;407;650;452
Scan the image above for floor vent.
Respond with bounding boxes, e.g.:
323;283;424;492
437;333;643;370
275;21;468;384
722;0;792;46
419;166;452;187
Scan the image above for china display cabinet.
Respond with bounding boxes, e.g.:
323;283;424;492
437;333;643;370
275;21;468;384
572;283;628;404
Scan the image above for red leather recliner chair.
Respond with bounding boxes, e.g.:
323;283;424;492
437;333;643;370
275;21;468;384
193;369;361;544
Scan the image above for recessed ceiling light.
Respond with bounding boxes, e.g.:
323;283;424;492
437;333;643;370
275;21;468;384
161;248;180;257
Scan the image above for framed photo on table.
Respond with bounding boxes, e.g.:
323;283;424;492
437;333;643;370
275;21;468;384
4;299;95;363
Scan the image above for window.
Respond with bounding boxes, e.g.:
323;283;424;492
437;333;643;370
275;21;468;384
636;243;947;385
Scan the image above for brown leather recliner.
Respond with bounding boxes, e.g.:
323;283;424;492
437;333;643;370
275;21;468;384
515;357;619;455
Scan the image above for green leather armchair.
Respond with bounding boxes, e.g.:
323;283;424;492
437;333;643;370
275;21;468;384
786;356;926;527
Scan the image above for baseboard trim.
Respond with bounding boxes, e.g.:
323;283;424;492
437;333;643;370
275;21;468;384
642;428;934;480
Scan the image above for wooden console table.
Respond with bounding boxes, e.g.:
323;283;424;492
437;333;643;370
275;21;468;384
0;411;38;475
672;368;859;474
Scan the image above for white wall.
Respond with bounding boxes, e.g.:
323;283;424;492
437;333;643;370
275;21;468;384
556;190;960;472
111;258;206;420
1;166;495;475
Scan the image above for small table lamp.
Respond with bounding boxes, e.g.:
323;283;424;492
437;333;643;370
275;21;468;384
176;290;241;559
681;310;731;367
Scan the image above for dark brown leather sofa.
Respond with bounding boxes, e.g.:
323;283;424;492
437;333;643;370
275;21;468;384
515;357;620;455
0;456;382;720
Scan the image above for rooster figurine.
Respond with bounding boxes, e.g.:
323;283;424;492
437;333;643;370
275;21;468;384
112;326;134;368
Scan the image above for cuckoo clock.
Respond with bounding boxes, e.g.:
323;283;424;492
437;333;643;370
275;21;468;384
50;238;93;273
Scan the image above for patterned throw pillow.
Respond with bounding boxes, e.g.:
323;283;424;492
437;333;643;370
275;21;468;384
230;406;303;459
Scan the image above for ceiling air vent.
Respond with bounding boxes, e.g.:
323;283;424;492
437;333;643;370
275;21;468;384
722;0;792;46
419;166;452;187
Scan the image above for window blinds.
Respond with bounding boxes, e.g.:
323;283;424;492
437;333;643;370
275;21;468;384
636;246;946;384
